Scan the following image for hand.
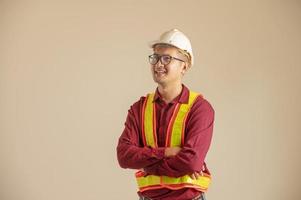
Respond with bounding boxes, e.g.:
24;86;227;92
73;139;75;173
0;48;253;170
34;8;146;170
164;147;182;157
189;171;202;180
139;168;149;176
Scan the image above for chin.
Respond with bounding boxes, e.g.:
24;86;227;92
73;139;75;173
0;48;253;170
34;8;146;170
154;79;166;85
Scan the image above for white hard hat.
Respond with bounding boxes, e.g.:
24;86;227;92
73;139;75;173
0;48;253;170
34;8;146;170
149;29;194;66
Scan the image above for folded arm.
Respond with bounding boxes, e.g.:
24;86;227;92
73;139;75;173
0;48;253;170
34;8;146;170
144;99;215;177
117;104;165;169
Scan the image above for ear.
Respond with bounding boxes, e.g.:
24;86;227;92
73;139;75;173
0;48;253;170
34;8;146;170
181;63;188;75
183;62;190;71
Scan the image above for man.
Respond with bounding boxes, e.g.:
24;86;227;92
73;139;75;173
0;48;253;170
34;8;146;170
117;29;215;200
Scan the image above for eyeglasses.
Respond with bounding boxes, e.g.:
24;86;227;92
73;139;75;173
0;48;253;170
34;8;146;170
148;54;185;65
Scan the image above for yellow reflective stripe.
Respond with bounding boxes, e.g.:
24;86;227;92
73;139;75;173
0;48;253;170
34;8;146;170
170;91;199;147
144;93;156;148
136;174;161;188
136;173;211;190
162;174;210;188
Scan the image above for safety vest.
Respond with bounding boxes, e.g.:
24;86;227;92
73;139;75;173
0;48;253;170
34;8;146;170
135;91;212;192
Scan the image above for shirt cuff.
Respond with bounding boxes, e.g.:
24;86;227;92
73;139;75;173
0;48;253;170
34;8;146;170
151;147;165;160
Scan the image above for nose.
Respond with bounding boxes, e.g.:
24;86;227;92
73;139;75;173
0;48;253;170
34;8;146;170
154;58;164;68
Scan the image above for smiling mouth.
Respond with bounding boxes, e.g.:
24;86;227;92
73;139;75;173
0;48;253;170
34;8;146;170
155;71;167;75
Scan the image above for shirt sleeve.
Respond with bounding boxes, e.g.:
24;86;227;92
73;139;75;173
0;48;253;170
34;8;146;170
117;99;165;170
143;98;215;177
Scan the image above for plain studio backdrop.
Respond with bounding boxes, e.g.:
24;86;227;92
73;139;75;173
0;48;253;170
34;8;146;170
0;1;300;200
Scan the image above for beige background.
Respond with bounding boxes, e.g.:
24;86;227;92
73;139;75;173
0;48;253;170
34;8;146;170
1;0;301;200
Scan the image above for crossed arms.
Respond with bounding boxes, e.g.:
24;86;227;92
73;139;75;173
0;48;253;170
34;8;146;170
116;98;214;178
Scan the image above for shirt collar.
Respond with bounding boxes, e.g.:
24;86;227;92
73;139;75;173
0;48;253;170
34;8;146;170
153;84;189;104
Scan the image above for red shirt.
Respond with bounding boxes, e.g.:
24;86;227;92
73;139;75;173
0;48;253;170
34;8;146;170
117;84;215;200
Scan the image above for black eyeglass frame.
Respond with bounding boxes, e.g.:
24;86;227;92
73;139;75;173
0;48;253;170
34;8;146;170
148;54;186;65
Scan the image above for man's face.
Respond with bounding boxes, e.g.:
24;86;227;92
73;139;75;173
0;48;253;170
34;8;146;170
150;45;187;86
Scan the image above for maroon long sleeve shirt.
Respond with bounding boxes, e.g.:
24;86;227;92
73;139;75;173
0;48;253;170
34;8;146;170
117;84;215;200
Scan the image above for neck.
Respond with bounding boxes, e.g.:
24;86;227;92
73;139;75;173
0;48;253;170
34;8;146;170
157;82;183;104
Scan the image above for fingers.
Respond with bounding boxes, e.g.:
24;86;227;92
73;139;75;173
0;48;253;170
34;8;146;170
189;173;196;179
165;147;182;157
189;172;203;179
173;147;182;155
189;172;197;179
195;172;201;179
